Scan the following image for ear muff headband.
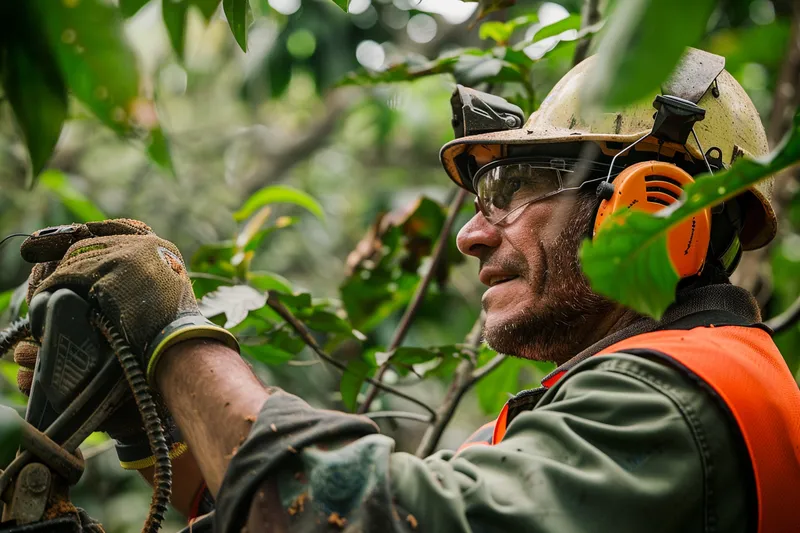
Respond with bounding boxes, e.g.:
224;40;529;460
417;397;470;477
593;161;711;279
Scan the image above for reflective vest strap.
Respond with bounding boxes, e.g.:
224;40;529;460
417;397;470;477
491;403;510;445
599;326;800;533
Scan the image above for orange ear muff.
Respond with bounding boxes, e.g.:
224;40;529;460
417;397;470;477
593;161;711;279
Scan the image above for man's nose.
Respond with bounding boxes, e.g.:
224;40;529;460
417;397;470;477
457;212;502;258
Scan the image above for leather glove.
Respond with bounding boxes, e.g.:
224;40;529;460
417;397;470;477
18;219;239;469
20;218;238;381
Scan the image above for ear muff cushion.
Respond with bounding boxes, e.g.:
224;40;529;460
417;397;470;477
593;161;711;279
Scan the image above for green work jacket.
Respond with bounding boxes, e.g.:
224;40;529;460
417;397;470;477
193;283;764;532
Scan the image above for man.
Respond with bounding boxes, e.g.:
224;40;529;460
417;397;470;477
14;49;800;532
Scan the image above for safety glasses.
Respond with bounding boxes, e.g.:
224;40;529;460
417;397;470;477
472;157;616;226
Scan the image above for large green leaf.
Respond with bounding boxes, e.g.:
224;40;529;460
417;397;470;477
331;0;348;11
584;0;715;109
0;406;22;469
2;6;68;180
163;0;189;58
39;170;107;222
242;343;296;366
33;0;139;133
28;0;171;170
580;109;800;319
234;185;325;222
223;0;249;52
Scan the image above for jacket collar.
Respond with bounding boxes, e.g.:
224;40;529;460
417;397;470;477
539;283;763;388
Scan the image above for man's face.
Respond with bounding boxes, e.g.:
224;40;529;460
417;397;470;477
457;190;615;364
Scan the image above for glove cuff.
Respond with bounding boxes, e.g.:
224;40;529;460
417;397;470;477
146;315;239;384
118;441;190;470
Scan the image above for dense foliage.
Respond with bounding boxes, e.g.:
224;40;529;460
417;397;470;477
0;1;798;531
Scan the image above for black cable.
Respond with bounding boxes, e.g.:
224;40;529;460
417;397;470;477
92;313;171;533
0;233;31;251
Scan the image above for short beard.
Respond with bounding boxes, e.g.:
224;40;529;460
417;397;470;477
482;193;616;364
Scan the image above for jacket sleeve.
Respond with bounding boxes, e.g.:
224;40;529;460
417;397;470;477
213;353;751;533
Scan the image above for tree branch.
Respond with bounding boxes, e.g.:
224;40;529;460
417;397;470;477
240;90;353;198
358;188;469;413
766;291;800;335
265;291;437;419
414;313;497;457
573;0;602;66
366;411;430;423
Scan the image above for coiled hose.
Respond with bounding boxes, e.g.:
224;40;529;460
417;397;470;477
0;315;172;533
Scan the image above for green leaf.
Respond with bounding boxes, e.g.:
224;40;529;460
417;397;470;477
198;285;267;328
275;292;312;312
0;406;23;469
2;9;68;180
223;0;249;52
191;0;222;21
581;110;800;318
584;0;715;108
234;185;325;222
120;0;151;18
39;170;107;222
340;357;374;411
476;356;524;414
32;0;142;135
303;310;353;335
247;271;293;294
146;127;175;175
480;22;514;44
242;343;296;365
331;0;348;11
163;0;189;58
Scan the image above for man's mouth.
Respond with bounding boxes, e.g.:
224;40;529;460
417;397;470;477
489;275;518;287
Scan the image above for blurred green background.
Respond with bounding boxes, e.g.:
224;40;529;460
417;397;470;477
1;0;798;531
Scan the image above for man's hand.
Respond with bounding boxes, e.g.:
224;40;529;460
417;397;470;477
21;219;238;382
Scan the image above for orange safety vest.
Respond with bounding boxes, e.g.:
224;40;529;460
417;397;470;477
469;325;800;532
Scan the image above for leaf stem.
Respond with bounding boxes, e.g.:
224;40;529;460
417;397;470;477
358;188;469;414
266;291;437;419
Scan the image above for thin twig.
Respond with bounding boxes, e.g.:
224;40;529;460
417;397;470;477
415;314;494;457
287;359;321;367
366;411;431;423
469;352;508;385
266;291;437;419
573;0;602;66
358;188;469;414
766;292;800;335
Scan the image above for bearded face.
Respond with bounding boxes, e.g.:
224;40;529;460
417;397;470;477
456;191;619;364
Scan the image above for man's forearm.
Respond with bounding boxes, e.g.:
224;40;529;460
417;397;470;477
156;339;271;494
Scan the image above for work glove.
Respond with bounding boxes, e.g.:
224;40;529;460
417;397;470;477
17;218;239;469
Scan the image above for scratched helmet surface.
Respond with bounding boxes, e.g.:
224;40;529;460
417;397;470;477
440;48;776;250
